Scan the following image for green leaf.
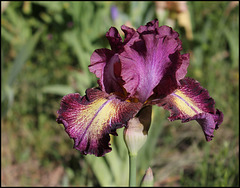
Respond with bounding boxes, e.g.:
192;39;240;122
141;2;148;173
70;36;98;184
42;84;75;96
85;155;114;186
7;28;44;86
104;142;128;186
63;30;89;73
224;28;239;69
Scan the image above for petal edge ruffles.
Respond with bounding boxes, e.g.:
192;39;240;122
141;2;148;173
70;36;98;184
56;88;142;157
153;77;223;141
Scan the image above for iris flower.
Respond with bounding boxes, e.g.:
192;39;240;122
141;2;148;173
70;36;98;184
56;19;223;157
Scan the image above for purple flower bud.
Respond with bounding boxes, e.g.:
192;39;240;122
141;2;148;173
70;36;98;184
111;5;119;21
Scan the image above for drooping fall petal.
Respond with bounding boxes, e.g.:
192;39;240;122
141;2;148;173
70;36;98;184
154;77;223;141
56;88;142;157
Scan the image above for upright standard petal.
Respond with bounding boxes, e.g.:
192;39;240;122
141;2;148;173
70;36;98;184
56;88;142;157
89;19;189;102
89;26;138;97
106;27;123;52
89;51;125;95
119;22;189;102
153;52;190;98
154;77;223;141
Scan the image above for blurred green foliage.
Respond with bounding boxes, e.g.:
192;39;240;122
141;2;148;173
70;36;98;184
1;1;239;187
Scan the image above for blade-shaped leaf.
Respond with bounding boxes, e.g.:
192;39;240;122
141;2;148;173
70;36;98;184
7;28;44;86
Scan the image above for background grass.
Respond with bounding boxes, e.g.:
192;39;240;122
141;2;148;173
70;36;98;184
1;1;239;186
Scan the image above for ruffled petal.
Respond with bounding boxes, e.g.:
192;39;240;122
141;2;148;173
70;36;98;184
56;88;142;156
154;77;223;141
121;25;137;45
119;21;189;102
106;26;138;52
89;20;189;102
89;48;113;90
106;27;123;52
153;52;190;98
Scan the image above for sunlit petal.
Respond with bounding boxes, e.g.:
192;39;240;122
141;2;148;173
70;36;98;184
154;77;223;141
56;88;142;156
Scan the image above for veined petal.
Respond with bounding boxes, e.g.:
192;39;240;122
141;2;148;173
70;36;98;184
154;77;223;141
89;20;189;102
119;23;188;102
56;88;142;157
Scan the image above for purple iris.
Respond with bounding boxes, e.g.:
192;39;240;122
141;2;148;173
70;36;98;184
111;5;119;21
56;19;223;157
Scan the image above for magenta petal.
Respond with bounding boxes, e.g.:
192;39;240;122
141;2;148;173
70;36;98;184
137;19;159;34
106;25;137;52
89;26;138;97
119;24;188;102
154;77;223;141
89;49;125;95
89;48;113;90
121;25;137;45
153;52;190;98
175;53;190;81
195;111;223;141
56;88;142;156
106;27;123;52
89;19;189;102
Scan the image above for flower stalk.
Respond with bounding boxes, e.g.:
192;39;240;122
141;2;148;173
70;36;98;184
129;153;137;186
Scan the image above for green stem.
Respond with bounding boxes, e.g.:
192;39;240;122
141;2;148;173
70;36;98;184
129;153;137;187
